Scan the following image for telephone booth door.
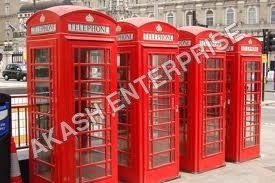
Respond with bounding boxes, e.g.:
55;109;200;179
27;40;58;183
27;6;117;183
117;18;179;183
178;26;226;173
241;57;261;158
225;36;262;162
71;41;117;183
200;56;226;169
143;48;179;182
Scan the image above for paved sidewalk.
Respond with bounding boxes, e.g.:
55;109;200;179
170;121;275;183
265;82;275;92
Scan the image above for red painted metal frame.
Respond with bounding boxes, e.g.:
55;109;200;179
26;6;118;183
116;18;180;183
178;26;227;173
226;36;262;162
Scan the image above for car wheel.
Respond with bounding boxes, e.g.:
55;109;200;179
22;76;27;81
4;75;9;81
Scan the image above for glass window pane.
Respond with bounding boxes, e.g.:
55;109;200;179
206;71;222;81
206;131;221;143
80;49;104;64
206;119;220;131
205;143;220;155
152;138;174;153
35;115;51;130
118;152;129;166
205;83;222;93
35;98;50;113
80;163;109;181
150;110;174;124
35;49;50;63
150;123;173;139
205;95;220;106
151;151;173;168
118;138;128;151
36;163;52;181
35;66;49;79
206;107;222;118
150;97;171;110
149;54;170;66
35;82;50;96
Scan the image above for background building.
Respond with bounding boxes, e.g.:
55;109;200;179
82;0;275;71
2;0;275;72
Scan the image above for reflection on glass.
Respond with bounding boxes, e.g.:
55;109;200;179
35;49;49;63
36;115;50;130
206;131;220;143
118;152;129;166
149;55;171;66
151;124;172;139
80;83;104;97
35;82;50;96
36;163;52;181
118;111;129;124
118;138;128;151
90;66;104;79
206;107;221;118
37;150;52;163
246;61;259;71
35;66;49;79
205;95;220;106
206;83;221;93
151;151;172;168
207;58;221;68
35;98;50;113
206;71;221;81
150;110;173;124
205;143;220;155
150;97;171;110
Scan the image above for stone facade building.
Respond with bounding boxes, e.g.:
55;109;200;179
86;0;275;38
2;0;275;71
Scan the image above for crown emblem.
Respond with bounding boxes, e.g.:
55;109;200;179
116;26;122;32
156;24;162;32
248;39;252;44
86;14;94;23
40;14;45;23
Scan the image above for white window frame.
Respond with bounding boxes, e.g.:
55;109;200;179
166;12;176;25
225;8;236;25
271;5;275;24
205;9;215;26
185;11;193;26
247;6;258;24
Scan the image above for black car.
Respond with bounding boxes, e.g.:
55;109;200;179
2;63;27;81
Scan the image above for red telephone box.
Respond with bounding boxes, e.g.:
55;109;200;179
26;6;117;183
178;26;227;173
226;35;262;162
116;18;179;183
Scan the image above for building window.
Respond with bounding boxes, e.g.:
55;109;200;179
206;10;214;26
226;8;235;25
5;6;10;16
247;7;257;24
148;13;154;18
186;11;193;26
271;6;275;24
166;12;175;25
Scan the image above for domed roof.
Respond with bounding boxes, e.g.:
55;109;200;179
19;0;73;13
